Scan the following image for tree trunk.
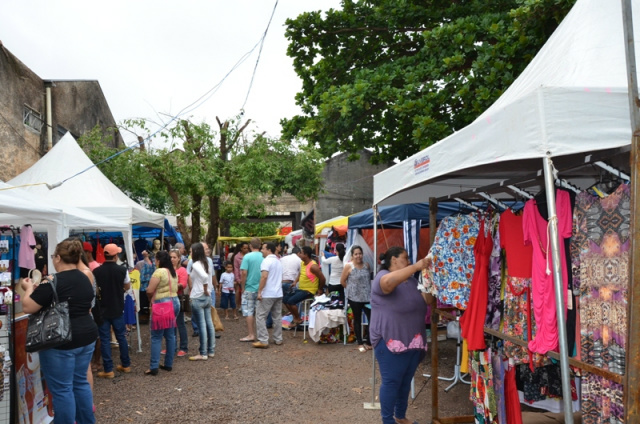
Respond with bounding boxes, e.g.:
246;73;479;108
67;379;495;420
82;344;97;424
191;194;203;243
206;195;220;248
176;216;191;248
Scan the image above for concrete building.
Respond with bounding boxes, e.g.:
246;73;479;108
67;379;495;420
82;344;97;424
0;42;122;181
315;150;390;222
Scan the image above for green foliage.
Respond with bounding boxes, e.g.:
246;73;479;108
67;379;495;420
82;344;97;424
229;222;280;238
282;0;576;163
78;118;324;246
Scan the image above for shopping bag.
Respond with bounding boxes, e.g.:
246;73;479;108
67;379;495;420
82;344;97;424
211;307;224;332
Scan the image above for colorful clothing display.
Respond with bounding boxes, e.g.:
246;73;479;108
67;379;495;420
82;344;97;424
430;213;480;309
573;183;629;424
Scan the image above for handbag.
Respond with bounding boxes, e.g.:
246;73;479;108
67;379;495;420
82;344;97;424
150;269;177;331
211;307;224;332
25;276;72;353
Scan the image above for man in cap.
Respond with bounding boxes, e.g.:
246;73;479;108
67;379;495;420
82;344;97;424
93;243;132;378
83;241;100;271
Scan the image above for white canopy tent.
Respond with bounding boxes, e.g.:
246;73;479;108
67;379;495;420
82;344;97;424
0;182;130;269
8;132;165;267
374;0;635;207
371;0;638;421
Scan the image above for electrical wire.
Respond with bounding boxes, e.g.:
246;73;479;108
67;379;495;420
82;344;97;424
58;1;281;187
241;0;279;112
2;0;282;191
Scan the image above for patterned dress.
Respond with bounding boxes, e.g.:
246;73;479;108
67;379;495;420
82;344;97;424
431;213;480;309
572;183;629;424
484;215;502;331
469;349;498;424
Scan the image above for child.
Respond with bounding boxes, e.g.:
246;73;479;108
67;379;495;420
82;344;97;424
219;262;238;320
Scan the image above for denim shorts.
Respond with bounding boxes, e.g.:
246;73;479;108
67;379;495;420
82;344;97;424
283;289;313;306
241;291;258;316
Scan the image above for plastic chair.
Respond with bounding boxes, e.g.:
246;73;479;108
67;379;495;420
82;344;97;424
293;298;313;341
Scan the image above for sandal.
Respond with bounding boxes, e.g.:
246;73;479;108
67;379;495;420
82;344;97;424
144;369;158;376
358;345;367;353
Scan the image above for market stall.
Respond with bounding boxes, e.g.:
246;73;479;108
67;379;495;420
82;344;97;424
372;0;638;422
8;132;165;270
0;182;130;423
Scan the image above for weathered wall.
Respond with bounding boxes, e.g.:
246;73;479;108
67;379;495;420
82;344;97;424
0;43;46;181
0;43;123;181
50;80;122;148
317;151;390;222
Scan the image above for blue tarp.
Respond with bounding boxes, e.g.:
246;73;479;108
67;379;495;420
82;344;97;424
77;218;184;244
347;202;466;229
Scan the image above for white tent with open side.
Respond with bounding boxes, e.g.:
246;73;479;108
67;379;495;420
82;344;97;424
8;132;165;266
372;0;638;421
374;0;636;207
0;181;130;268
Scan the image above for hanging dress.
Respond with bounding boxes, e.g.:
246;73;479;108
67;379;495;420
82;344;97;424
574;183;629;424
460;218;493;351
523;189;572;355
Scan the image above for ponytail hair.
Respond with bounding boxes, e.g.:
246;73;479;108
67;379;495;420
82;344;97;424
379;246;406;271
336;244;346;261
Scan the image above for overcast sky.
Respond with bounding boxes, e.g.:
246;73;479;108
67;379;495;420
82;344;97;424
1;0;341;145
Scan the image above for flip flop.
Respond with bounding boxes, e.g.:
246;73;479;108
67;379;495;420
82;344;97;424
239;337;256;342
358;346;367;353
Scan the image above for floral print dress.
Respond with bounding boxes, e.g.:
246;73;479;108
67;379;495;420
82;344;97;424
430;212;480;309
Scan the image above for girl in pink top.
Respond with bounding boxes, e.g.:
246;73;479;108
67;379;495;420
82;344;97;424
523;189;572;354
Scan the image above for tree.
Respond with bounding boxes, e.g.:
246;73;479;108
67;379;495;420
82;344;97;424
79;118;324;248
282;0;576;164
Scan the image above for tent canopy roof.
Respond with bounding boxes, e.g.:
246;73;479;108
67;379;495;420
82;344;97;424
315;216;349;236
374;0;635;206
8;133;164;227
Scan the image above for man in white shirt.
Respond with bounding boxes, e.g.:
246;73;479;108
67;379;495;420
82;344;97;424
279;246;302;294
253;242;284;349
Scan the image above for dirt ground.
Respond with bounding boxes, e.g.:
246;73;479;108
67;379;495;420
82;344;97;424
92;311;474;424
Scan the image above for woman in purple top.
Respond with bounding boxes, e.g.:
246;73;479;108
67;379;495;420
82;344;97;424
371;246;429;424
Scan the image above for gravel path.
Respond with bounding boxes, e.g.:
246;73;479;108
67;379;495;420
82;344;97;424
93;313;472;423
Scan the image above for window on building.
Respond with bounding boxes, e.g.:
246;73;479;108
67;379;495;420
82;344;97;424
23;105;43;133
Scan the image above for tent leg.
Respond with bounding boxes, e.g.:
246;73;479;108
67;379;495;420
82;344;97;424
365;205;380;410
134;288;142;353
542;156;573;423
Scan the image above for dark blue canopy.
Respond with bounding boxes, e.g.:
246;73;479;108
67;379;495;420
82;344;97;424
348;202;465;229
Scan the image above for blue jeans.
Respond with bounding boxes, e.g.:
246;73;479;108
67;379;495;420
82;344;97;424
374;341;423;424
191;296;215;356
176;306;188;351
98;315;130;372
150;297;180;369
39;342;96;424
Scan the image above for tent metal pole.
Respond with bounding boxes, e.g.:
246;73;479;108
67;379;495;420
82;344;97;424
621;0;640;420
364;205;380;410
542;156;574;423
429;198;440;423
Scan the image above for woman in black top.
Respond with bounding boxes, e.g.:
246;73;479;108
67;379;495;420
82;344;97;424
22;238;98;424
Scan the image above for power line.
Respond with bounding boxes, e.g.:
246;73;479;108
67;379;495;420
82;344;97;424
241;0;279;112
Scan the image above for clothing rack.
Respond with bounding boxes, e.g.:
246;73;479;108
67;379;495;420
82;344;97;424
0;226;17;424
426;149;634;424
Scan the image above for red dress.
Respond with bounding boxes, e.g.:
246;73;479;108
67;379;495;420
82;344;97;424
460;218;493;350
